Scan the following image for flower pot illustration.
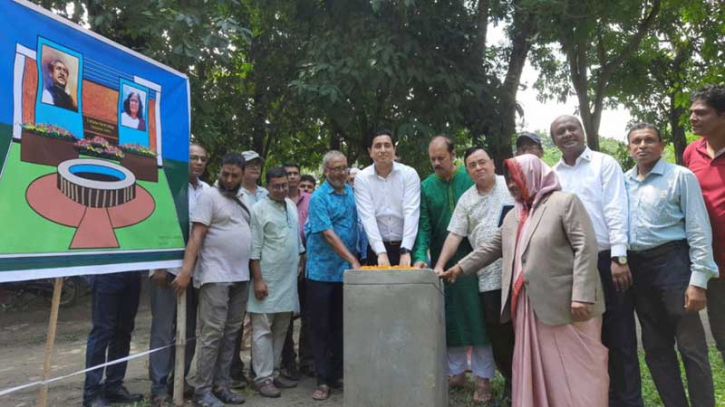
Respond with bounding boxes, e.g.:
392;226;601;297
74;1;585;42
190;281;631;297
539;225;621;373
20;129;79;166
121;152;158;182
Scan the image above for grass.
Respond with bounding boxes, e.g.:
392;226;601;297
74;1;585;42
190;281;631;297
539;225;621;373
449;346;725;406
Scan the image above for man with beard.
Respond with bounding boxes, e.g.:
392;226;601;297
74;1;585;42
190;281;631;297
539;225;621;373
173;152;251;407
148;143;209;406
42;58;76;110
413;137;494;404
305;150;361;400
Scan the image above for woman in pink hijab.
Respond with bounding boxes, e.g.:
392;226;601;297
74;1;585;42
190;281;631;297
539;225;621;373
439;154;609;407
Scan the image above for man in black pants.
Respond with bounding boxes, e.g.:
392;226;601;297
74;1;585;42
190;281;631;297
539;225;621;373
625;123;718;407
304;150;361;400
82;272;143;407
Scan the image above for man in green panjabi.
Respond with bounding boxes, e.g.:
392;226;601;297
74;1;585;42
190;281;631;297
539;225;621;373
413;136;494;404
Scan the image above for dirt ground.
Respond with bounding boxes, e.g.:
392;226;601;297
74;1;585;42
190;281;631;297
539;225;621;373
0;279;716;407
0;280;343;407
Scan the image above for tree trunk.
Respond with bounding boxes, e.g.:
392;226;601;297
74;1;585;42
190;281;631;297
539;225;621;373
489;1;534;172
669;94;687;165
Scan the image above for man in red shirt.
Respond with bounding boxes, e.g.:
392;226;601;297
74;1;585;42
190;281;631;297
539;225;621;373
684;84;725;364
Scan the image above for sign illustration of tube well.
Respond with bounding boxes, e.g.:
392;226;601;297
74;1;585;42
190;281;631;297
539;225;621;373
0;1;191;282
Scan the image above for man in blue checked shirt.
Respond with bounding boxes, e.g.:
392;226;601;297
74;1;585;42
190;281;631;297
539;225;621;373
625;123;719;407
304;150;361;401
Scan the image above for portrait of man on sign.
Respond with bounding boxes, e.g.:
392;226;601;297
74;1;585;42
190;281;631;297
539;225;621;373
40;46;79;112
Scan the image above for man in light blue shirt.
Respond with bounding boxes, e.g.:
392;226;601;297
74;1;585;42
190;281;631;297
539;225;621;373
625;123;718;407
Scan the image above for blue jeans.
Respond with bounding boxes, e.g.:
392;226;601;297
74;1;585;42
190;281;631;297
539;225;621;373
83;272;141;401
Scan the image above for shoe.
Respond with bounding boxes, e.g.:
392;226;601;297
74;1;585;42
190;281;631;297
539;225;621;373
448;373;466;389
311;384;330;401
330;379;343;390
257;379;281;398
473;377;492;404
150;393;170;407
230;373;249;389
300;364;316;377
273;376;298;389
104;385;144;403
82;395;111;407
281;365;302;381
212;386;246;404
194;392;225;407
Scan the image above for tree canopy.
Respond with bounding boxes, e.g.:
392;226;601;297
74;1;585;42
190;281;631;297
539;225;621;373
34;0;725;177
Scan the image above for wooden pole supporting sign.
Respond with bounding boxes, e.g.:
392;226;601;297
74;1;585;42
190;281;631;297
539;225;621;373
36;277;64;407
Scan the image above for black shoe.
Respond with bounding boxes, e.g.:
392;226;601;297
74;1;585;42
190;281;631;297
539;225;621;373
299;364;316;377
104;385;144;403
212;387;246;404
273;376;298;389
230;373;250;389
330;379;344;390
281;365;302;381
83;395;111;407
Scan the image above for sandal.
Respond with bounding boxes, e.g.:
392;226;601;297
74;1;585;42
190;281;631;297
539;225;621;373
312;384;330;401
473;377;492;404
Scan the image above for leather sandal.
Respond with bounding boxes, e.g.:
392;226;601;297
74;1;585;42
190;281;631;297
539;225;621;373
473;377;492;404
312;384;330;401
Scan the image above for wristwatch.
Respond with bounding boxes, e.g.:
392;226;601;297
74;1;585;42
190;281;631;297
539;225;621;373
399;247;411;255
612;256;628;265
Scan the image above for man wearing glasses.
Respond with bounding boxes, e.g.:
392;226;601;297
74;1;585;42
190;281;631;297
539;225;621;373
305;151;361;400
247;167;306;398
354;130;421;266
147;143;209;406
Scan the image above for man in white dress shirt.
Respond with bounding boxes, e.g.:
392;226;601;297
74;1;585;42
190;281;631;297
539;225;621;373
354;130;420;266
551;115;643;407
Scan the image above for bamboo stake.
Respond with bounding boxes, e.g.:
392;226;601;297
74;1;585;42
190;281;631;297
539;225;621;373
36;277;63;407
173;290;187;406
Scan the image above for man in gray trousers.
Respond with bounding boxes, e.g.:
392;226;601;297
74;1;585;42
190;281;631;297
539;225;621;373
173;152;252;407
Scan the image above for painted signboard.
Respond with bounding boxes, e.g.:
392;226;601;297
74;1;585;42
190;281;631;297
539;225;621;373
0;0;191;282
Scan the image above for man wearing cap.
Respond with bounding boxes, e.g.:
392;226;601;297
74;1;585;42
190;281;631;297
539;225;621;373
515;132;544;158
240;151;269;205
230;150;268;385
551;115;642;407
354;130;421;266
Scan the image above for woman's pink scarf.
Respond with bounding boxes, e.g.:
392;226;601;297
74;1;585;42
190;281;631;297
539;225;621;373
504;154;561;319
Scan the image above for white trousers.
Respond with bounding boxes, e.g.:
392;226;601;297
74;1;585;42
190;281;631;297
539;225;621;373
447;346;495;378
251;312;293;384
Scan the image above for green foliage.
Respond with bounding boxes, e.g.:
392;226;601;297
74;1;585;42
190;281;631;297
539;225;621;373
600;137;635;170
448;347;725;406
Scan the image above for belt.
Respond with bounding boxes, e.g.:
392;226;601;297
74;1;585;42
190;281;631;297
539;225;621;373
384;241;402;247
629;239;688;258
